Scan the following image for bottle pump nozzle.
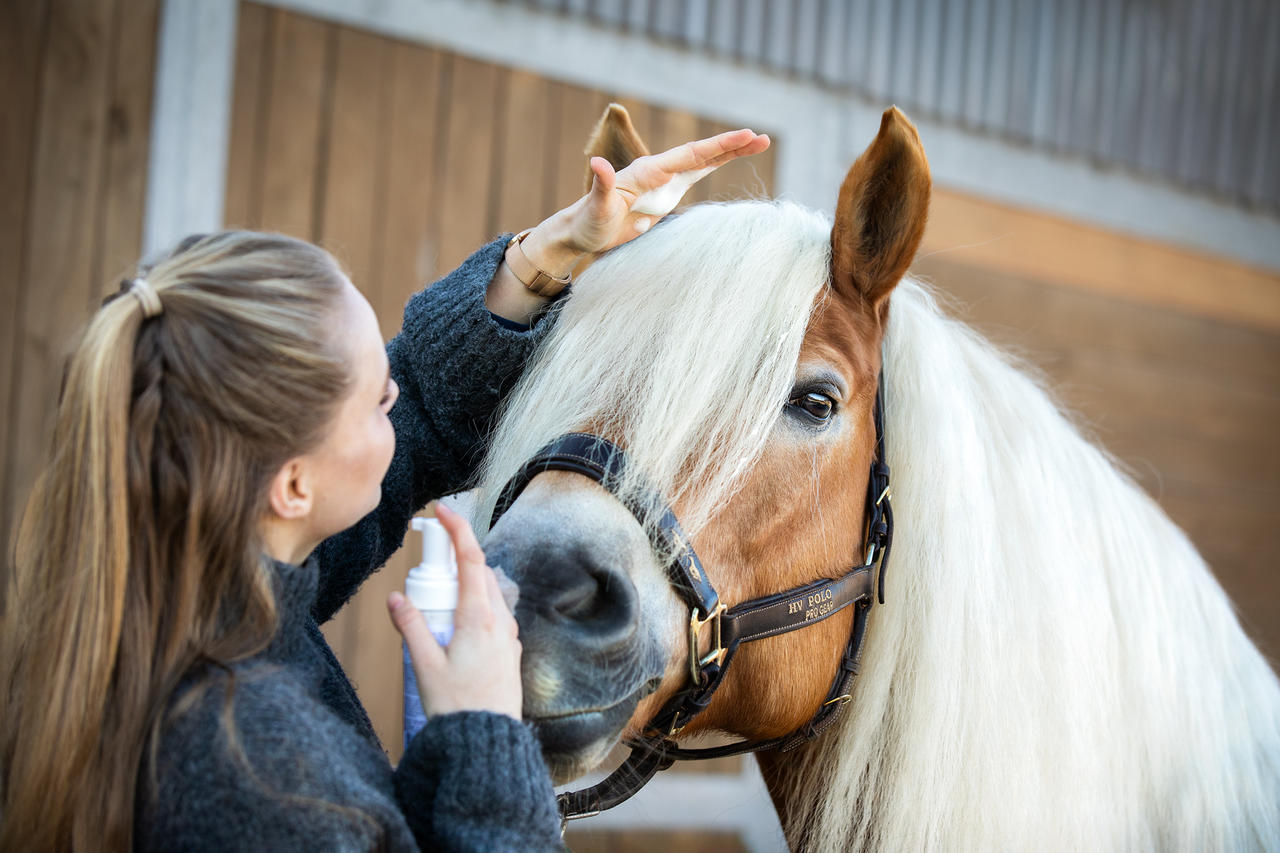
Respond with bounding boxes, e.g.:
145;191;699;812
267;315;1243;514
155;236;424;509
405;517;458;614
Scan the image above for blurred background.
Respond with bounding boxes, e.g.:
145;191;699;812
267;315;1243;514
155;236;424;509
3;1;1277;850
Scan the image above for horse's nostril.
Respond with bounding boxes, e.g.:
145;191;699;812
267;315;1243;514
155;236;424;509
550;571;607;621
529;553;636;642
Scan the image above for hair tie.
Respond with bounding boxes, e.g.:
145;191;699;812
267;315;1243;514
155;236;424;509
127;277;163;319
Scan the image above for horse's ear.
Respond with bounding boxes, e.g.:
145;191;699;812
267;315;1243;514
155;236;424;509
830;106;931;314
583;103;651;192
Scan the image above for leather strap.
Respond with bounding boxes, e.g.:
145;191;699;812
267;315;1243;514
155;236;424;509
557;744;675;829
492;433;721;615
505;229;573;298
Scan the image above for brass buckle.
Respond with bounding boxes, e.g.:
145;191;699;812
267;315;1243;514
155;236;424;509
688;602;727;683
865;486;892;565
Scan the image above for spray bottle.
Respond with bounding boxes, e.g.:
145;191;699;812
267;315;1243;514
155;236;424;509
402;516;458;750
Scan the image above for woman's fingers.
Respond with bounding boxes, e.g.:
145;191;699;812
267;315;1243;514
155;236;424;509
642;129;770;181
434;503;485;570
589;156;617;198
387;591;447;671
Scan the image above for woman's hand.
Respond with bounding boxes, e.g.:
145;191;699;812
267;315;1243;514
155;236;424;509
387;503;522;720
486;128;770;322
559;127;771;254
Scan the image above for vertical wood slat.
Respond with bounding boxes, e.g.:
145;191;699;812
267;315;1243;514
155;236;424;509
7;0;119;557
258;9;329;239
224;1;272;228
494;70;556;235
317;26;386;292
433;54;502;274
551;84;611;210
95;0;160;295
378;41;446;339
0;0;51;557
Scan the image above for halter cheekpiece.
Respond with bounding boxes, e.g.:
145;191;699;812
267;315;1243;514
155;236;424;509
490;372;895;827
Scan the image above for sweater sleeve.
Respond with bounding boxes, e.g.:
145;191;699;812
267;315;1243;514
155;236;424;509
137;675;562;852
311;236;557;624
394;711;563;852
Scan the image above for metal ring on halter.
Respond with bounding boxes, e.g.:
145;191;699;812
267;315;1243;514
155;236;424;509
128;277;163;318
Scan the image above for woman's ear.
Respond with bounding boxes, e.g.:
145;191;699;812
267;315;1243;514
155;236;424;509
266;458;314;520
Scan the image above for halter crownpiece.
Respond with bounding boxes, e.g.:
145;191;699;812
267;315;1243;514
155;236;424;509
491;370;894;827
126;277;163;319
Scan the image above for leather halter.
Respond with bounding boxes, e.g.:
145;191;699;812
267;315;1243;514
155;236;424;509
490;374;894;826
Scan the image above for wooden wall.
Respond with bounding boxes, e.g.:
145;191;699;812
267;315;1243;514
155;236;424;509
222;2;778;764
1;0;160;577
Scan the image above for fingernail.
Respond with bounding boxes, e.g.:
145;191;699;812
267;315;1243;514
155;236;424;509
389;591;404;610
635;217;652;234
435;503;454;518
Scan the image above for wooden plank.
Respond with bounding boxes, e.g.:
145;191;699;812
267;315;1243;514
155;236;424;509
0;0;51;557
377;41;444;337
434;54;502;273
921;187;1280;332
551;83;611;209
224;1;272;229
493;69;554;235
915;257;1280;396
258;8;330;239
6;0;117;558
316;24;384;294
94;0;159;296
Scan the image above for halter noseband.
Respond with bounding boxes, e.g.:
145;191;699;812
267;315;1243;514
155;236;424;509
490;374;894;826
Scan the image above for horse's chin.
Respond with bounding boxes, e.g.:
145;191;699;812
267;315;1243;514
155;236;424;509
527;689;645;784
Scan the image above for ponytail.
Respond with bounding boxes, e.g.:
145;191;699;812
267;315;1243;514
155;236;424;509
0;232;351;851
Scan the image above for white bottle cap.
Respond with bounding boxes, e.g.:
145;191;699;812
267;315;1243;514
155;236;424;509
405;517;458;613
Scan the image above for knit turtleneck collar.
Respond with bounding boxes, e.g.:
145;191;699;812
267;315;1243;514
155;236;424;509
266;555;321;654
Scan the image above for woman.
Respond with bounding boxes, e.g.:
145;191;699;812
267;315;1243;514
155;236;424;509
0;130;769;851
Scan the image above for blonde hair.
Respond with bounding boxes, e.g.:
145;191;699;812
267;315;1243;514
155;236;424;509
475;201;831;544
0;232;352;851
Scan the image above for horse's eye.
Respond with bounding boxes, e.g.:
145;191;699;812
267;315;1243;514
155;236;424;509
790;391;835;421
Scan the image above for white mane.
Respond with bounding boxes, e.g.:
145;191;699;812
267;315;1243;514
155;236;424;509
784;278;1280;850
476;201;830;541
478;200;1280;849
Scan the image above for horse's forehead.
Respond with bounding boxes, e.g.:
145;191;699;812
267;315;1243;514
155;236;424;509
801;290;883;385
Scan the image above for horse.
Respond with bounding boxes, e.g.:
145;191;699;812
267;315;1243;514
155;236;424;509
474;106;1280;850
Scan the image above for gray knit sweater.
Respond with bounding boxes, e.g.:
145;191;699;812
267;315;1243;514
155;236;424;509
136;237;563;852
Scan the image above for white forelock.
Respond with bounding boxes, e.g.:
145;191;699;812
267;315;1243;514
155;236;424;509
475;200;831;545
